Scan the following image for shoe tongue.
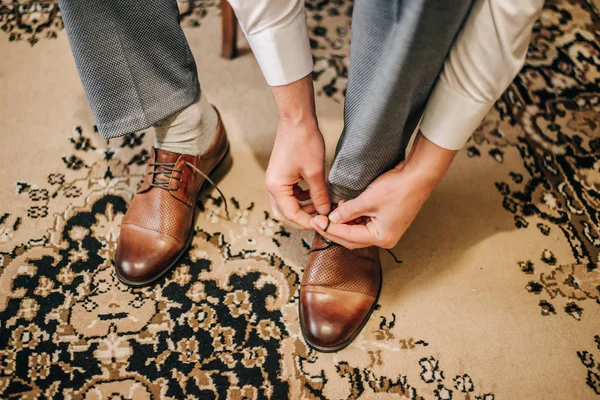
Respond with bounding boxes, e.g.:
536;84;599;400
155;148;181;164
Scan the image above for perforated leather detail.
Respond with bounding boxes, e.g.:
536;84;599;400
121;124;229;244
123;188;193;243
302;234;381;297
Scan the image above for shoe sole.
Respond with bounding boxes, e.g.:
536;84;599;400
115;145;233;287
298;264;383;353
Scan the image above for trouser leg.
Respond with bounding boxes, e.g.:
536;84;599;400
328;0;474;201
58;0;200;139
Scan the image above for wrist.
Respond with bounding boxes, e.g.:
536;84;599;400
278;112;318;128
277;114;320;135
399;131;456;186
271;74;318;128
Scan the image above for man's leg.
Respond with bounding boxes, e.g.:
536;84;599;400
58;0;204;139
328;0;474;201
300;0;475;352
58;0;229;286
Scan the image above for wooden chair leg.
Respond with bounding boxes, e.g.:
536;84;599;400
221;0;238;59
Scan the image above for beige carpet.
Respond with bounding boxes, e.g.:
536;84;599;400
1;0;599;398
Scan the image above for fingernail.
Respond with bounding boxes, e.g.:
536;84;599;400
329;211;340;223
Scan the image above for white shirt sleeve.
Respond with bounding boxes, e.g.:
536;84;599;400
226;0;313;86
419;0;544;150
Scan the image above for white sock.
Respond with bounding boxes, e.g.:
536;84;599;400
153;92;218;156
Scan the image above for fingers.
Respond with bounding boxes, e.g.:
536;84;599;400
268;193;312;230
328;196;369;224
304;171;331;216
311;220;362;249
287;188;318;214
269;199;304;231
301;203;317;215
309;215;378;249
266;166;329;230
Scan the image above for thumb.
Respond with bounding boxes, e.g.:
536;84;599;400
305;173;331;215
328;196;368;223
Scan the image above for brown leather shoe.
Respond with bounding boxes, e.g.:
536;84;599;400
115;110;230;286
299;233;381;352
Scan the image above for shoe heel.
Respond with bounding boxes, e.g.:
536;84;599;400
198;146;233;198
209;147;233;186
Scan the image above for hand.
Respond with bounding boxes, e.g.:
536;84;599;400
309;132;456;248
266;120;330;230
266;74;331;230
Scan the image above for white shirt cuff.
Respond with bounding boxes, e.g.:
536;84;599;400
245;10;313;87
420;82;493;151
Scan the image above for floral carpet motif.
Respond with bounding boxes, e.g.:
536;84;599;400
469;0;600;322
0;0;599;398
0;127;496;399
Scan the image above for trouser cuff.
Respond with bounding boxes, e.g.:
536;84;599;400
329;184;362;203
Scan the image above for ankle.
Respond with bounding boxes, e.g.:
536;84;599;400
153;92;218;156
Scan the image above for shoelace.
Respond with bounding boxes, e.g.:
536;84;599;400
384;248;402;263
148;162;182;190
147;161;230;220
310;237;402;263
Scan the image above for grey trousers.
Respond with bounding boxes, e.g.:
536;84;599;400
329;0;473;199
58;0;473;197
58;0;199;138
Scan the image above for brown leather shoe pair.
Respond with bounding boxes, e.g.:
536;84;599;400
115;109;230;286
114;108;379;351
300;234;381;352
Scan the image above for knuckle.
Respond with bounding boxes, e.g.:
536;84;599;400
264;174;280;190
309;184;325;193
311;190;329;201
265;179;277;192
337;207;351;220
352;198;366;213
305;168;323;180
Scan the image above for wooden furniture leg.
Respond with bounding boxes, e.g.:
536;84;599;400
221;0;238;59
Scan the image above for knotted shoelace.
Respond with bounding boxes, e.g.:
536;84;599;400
310;236;402;264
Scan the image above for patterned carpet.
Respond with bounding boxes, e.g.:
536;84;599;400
1;0;599;398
